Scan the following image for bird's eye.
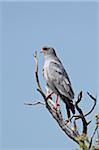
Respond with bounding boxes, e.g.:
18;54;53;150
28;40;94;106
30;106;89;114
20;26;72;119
42;47;48;51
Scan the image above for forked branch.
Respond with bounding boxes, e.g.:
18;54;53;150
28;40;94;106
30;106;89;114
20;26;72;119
25;51;97;150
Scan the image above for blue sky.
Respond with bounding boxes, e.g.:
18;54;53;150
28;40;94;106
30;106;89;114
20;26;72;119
0;1;98;150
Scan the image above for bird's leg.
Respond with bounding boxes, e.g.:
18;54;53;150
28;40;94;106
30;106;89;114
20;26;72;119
45;92;54;101
53;95;60;110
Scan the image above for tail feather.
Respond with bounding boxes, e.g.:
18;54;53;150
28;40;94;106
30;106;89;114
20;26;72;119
68;99;75;114
65;103;71;118
61;96;75;118
52;85;75;118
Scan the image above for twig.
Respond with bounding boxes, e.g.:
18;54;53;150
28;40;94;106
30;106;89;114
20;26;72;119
33;51;42;91
88;114;99;149
89;125;98;149
85;92;96;117
24;101;45;106
75;91;87;134
70;92;96;122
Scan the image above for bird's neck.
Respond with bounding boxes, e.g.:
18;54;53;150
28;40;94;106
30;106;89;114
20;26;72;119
44;54;57;60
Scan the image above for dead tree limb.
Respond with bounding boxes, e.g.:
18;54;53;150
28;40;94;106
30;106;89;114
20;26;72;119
89;114;99;149
85;92;97;117
25;51;98;150
24;101;45;106
33;51;79;144
70;92;96;120
75;91;88;135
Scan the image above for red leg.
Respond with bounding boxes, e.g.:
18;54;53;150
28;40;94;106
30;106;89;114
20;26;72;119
56;95;58;106
53;95;59;110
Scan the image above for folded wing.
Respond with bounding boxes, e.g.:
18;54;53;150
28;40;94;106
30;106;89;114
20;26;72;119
48;61;74;100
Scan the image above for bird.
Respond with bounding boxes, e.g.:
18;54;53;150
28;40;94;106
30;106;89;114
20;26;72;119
41;46;75;118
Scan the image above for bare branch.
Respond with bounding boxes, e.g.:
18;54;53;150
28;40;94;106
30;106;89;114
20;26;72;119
88;115;99;149
73;119;79;136
84;92;97;117
70;92;96;123
33;51;42;92
24;101;45;106
89;125;98;149
31;50;97;149
75;91;88;135
37;88;46;100
33;51;79;144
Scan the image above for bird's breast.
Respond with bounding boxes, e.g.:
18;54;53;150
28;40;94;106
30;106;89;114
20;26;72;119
42;61;50;82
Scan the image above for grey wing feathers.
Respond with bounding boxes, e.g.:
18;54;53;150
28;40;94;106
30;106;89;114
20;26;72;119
48;61;74;99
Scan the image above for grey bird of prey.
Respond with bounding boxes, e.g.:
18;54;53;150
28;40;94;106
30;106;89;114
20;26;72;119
41;47;75;118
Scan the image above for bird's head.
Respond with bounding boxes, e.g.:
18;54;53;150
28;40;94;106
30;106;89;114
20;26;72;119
41;47;56;57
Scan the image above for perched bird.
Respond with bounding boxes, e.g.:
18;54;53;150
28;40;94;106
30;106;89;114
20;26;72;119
41;47;75;118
